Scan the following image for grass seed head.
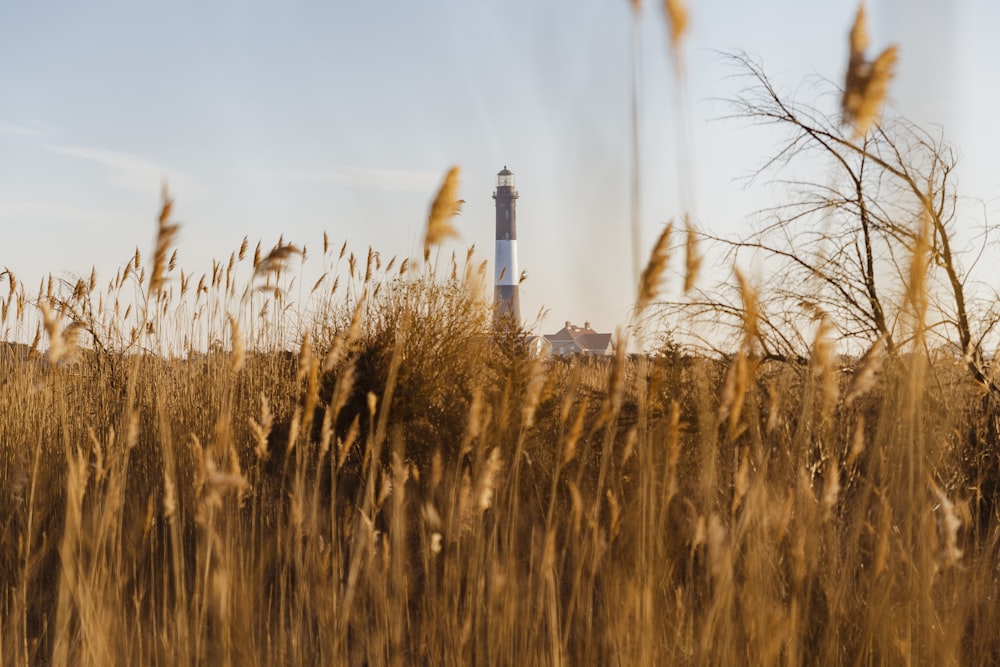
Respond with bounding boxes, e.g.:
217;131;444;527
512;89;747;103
637;221;673;315
930;479;963;568
250;395;273;461
842;2;898;137
664;0;688;52
683;215;700;293
821;462;840;520
253;242;302;281
39;300;66;365
227;314;244;373
521;357;548;429
149;182;180;299
562;401;587;466
845;337;884;405
424;166;463;252
477;447;503;512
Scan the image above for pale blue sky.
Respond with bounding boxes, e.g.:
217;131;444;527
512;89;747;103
1;1;997;335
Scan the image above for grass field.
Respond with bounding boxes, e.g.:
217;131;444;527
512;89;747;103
1;210;999;665
3;5;1000;665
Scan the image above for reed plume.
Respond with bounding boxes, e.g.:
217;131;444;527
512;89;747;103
253;242;302;281
682;214;700;293
664;0;688;51
842;2;898;137
636;221;673;315
424;166;463;251
39;300;66;365
149;182;180;298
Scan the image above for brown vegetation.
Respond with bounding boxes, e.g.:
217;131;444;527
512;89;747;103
3;5;999;663
1;204;999;664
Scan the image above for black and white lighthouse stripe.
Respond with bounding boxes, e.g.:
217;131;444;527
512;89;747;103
493;166;520;324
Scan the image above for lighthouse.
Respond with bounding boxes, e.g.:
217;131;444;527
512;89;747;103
493;166;520;326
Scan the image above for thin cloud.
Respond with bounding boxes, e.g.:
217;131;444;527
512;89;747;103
289;166;441;193
44;144;196;195
0;122;39;136
0;201;112;222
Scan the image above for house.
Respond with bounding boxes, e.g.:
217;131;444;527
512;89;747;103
542;321;614;357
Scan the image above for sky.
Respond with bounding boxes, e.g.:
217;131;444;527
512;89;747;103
1;0;998;338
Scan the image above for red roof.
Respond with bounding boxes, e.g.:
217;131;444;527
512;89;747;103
543;322;614;355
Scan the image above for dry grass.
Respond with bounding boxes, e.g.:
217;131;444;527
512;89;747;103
636;220;673;315
842;2;899;137
2;6;998;665
664;0;689;52
424;166;463;253
0;213;998;665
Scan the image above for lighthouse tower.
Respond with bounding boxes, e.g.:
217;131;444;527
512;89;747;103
493;166;520;326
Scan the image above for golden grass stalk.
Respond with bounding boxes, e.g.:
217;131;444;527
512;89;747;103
460;387;484;456
636;221;673;314
821;461;840;521
731;447;749;512
149;182;179;299
337;413;360;471
329;363;357;423
718;271;758;439
606;489;622;541
811;316;839;415
906;196;932;338
735;269;758;346
929;479;963;568
39;300;67;365
477;447;503;512
562;402;587;466
842;2;898;138
424;166;463;251
249;395;273;461
664;0;688;52
847;416;866;468
163;473;178;523
204;456;250;498
850;1;870;53
601;328;629;430
706;514;732;587
364;246;375;283
718;352;748;439
845;336;884;405
520;357;549;430
253;242;302;281
663;400;682;502
296;332;313;384
227;313;244;373
682;214;700;293
2;267;14;297
323;291;366;372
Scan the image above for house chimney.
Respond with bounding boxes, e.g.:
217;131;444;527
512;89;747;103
584;321;591;330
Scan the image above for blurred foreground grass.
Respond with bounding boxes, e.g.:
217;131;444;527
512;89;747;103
1;225;998;665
